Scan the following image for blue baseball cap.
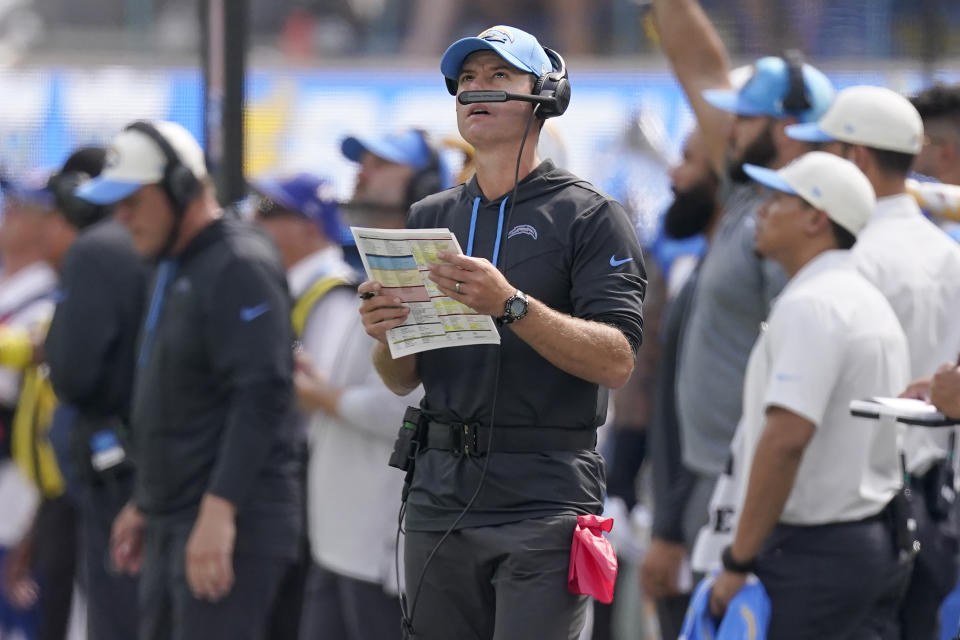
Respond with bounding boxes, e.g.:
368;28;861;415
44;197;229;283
252;173;346;241
440;25;553;96
703;56;834;124
341;129;434;171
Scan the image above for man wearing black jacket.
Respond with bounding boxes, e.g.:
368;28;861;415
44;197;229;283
77;120;301;640
360;26;646;639
43;146;147;640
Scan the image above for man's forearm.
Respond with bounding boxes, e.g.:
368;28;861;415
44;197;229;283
373;342;420;395
730;425;806;562
510;297;635;389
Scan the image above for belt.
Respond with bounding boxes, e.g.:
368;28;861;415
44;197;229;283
423;421;597;456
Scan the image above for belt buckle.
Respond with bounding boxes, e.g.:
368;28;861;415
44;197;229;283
449;422;479;457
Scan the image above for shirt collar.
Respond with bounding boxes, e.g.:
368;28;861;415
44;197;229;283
782;249;852;294
287;245;347;297
873;193;921;222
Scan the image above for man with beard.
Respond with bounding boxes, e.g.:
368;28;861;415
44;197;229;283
640;128;721;638
650;0;835;575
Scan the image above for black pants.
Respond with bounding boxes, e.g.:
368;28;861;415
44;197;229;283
756;516;911;640
404;515;587;640
32;496;77;640
139;519;289;640
899;472;960;640
78;475;138;640
298;563;401;640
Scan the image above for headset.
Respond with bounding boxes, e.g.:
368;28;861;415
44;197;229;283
404;129;445;210
781;49;812;113
47;170;108;230
124;121;202;216
456;46;571;120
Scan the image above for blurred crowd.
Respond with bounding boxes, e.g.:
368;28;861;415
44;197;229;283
1;2;960;640
1;0;958;59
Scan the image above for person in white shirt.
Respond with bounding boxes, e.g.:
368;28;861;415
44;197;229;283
253;173;422;640
788;86;960;640
708;152;912;638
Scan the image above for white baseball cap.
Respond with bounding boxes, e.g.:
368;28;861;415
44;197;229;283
785;85;924;154
76;120;207;205
744;151;876;236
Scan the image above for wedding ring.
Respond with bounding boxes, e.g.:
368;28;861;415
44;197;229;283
455;281;462;294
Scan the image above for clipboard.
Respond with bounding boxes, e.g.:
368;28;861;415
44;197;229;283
849;397;959;427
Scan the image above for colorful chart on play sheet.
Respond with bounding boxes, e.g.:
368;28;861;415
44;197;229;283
351;227;501;358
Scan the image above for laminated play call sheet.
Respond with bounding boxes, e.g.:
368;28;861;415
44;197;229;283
351;227;500;358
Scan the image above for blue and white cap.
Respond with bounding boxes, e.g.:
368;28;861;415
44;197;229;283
703;56;834;123
440;25;552;96
744;151;876;235
76;121;207;205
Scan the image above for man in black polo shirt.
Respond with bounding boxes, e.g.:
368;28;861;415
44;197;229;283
76;120;301;640
359;25;646;639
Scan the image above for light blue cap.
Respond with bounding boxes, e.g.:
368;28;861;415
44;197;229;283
341;129;434;171
703;56;834;124
440;25;552;96
742;163;798;195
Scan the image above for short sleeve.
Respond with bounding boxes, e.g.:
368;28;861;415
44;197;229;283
763;298;843;427
568;199;647;353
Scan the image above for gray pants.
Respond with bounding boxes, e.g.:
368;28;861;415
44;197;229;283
404;514;587;640
298;563;401;640
139;520;288;640
757;517;911;640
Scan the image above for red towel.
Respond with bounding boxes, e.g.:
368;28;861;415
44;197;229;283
567;515;618;604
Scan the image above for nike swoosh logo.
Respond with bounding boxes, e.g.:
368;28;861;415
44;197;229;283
240;302;271;322
609;255;633;267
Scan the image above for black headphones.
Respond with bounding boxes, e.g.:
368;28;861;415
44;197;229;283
781;49;812;113
47;170;108;230
532;46;571;119
124;121;201;215
404;129;444;210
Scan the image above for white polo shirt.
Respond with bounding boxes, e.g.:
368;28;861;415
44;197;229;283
853;193;960;475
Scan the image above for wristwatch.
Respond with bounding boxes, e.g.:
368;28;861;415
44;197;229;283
497;290;529;325
721;545;756;574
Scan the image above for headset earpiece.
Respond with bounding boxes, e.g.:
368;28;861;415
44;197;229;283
781;49;811;114
531;47;570;119
124;121;201;215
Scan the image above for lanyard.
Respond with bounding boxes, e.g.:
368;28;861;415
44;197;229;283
466;196;508;267
137;259;177;370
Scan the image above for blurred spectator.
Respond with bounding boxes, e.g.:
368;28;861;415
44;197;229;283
0;177;58;640
78;120;301;640
912;83;960;186
639;127;720;639
787;85;960;640
41;147;146;640
253;171;422;640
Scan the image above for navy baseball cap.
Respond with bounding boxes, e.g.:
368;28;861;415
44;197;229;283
440;25;553;96
252;173;345;241
703;56;834;124
341;129;434;171
1;173;54;210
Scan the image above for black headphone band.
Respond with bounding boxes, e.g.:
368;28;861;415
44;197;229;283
781;50;811;113
124;120;200;215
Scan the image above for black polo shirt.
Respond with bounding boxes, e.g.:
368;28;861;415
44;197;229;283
404;160;646;531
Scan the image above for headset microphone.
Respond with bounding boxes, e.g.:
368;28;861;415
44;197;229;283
458;90;557;108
